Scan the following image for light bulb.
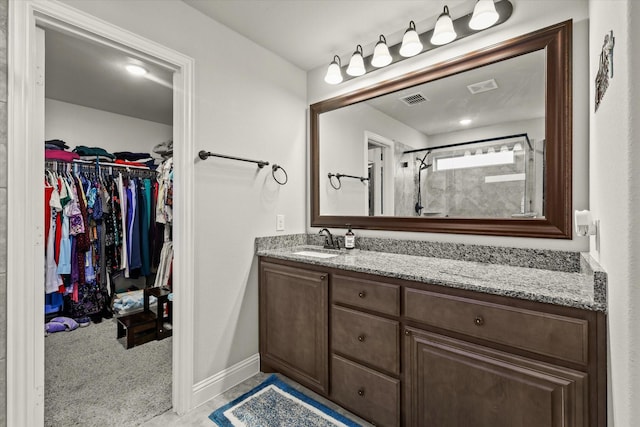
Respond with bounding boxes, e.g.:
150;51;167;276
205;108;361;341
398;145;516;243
371;35;392;68
324;55;343;85
469;0;499;30
126;64;147;76
346;45;366;76
431;6;457;45
399;21;423;57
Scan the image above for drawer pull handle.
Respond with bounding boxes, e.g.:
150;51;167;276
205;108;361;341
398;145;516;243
358;291;366;298
474;316;484;326
357;388;365;397
320;275;327;280
357;334;366;342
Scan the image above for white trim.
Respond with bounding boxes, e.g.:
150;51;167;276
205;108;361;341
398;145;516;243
192;354;261;409
364;131;395;216
7;1;196;424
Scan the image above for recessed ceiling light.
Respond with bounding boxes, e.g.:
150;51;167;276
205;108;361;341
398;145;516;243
126;64;147;76
459;119;472;125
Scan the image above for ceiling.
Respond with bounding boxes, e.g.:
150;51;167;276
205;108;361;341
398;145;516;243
182;0;474;71
42;0;499;128
365;49;545;136
45;28;174;125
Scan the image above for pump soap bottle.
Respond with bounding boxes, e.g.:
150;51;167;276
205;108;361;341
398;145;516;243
345;224;355;250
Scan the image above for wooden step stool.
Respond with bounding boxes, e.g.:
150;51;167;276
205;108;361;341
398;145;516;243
116;287;172;349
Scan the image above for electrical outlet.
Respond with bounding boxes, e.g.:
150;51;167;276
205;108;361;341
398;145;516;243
276;214;285;231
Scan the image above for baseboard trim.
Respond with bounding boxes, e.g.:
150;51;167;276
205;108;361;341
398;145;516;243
192;353;261;409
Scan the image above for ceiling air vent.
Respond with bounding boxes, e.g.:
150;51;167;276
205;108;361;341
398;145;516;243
400;92;428;106
467;78;498;94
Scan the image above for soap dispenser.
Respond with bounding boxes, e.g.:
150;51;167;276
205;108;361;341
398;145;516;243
345;224;355;250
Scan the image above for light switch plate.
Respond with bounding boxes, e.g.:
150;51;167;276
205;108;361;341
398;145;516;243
276;214;285;231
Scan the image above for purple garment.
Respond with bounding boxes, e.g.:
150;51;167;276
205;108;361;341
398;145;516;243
70;236;78;285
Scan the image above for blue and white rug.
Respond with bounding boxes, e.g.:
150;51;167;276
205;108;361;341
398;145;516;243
209;374;362;427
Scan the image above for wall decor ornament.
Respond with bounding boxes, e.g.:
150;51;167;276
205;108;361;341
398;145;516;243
595;30;614;112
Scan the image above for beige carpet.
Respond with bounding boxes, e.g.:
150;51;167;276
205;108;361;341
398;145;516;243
45;318;172;427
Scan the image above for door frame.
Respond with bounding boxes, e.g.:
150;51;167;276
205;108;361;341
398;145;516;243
7;1;196;424
364;131;395;216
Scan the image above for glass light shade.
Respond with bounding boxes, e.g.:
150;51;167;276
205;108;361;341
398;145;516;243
324;56;343;84
512;142;524;151
371;35;392;67
399;21;423;57
347;45;366;76
500;145;509;152
469;0;499;30
475;149;483;155
431;6;457;45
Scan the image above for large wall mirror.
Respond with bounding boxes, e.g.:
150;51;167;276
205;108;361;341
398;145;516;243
310;20;572;238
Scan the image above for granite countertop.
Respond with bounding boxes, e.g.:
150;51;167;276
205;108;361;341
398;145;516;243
257;244;607;313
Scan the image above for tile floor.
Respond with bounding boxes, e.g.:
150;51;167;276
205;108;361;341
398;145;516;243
141;372;374;426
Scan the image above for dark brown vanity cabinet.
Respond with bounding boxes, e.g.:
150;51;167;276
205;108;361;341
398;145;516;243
404;328;587;427
259;257;606;427
259;261;329;395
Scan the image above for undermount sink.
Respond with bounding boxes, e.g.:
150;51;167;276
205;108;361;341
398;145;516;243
292;250;340;259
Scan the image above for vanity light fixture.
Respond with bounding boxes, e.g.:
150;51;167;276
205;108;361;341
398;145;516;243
324;55;343;84
431;6;457;45
469;0;500;30
371;35;392;68
125;64;147;76
399;21;423;57
459;118;472;125
347;45;366;76
322;0;512;85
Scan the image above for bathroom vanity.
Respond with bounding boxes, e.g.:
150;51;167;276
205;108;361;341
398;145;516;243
257;244;606;427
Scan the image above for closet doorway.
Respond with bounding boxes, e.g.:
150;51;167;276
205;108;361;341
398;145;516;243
42;25;175;426
7;2;195;426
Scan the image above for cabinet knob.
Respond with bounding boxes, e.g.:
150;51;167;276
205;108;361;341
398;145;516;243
357;334;366;342
405;329;411;336
474;316;484;326
358;291;366;298
357;388;365;397
320;274;327;280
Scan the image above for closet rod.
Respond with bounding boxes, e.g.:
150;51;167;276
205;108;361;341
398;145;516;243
45;158;155;171
198;150;269;169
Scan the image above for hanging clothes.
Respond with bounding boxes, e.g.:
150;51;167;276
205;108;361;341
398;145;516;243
44;159;161;320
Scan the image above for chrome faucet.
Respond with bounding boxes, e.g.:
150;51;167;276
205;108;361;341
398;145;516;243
318;228;339;249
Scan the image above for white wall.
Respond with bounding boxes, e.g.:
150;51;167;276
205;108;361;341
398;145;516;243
59;0;307;387
427;117;544;148
308;1;590;251
45;98;172;154
320;102;428;216
588;1;640;426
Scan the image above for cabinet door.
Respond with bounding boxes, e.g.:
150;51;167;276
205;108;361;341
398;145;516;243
260;261;328;394
404;328;587;427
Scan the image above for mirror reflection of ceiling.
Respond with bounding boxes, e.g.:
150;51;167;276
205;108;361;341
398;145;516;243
44;28;174;125
365;50;545;136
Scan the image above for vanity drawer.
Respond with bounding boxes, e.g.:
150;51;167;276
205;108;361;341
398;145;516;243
404;288;589;365
332;274;400;316
331;306;399;374
331;355;400;427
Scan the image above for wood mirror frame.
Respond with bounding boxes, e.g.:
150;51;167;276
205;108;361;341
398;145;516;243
310;20;572;239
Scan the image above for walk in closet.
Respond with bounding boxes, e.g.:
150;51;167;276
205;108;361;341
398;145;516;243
41;26;176;427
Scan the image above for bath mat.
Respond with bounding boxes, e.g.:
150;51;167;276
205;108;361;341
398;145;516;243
209;374;362;427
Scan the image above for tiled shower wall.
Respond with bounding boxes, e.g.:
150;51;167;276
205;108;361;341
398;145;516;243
1;0;7;424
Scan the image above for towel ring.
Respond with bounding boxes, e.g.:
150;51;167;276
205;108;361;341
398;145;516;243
328;173;342;190
272;164;288;185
